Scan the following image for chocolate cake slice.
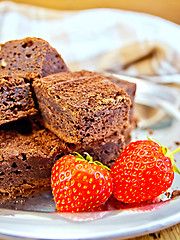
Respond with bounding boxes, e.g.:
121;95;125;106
107;74;137;142
0;71;37;125
0;118;67;197
69;132;125;168
62;70;136;126
33;70;131;144
107;74;136;124
74;71;137;141
0;37;68;81
0;117;125;197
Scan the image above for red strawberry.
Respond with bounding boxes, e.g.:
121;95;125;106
51;152;113;212
111;139;180;203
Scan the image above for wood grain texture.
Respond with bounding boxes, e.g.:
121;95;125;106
131;223;180;240
6;0;180;24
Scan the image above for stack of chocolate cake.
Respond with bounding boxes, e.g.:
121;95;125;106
0;37;136;198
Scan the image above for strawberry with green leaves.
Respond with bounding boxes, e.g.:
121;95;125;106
51;153;113;212
111;138;180;203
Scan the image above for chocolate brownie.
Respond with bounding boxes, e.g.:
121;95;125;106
33;70;131;144
55;70;136;141
107;74;136;123
69;132;125;168
0;117;125;197
64;70;136;125
0;71;37;125
0;118;67;197
0;37;68;81
71;70;136;120
106;74;137;142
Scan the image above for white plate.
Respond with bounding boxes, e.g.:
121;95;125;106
0;74;180;240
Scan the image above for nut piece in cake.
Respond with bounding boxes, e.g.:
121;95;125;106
0;37;68;80
0;72;37;125
33;70;131;144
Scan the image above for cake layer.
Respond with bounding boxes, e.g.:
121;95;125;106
0;37;68;80
33;70;131;144
0;72;37;125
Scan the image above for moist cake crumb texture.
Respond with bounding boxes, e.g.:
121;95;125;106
0;118;68;197
0;38;136;199
33;70;131;144
0;37;68;80
0;71;37;125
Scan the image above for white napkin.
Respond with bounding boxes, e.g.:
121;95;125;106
0;1;180;83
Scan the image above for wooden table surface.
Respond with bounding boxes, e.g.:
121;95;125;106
0;1;180;239
133;223;180;240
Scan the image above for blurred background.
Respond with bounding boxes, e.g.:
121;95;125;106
1;0;180;24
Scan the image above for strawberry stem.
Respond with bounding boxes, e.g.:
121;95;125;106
172;146;180;155
147;136;180;175
147;135;162;146
162;147;180;175
93;161;111;171
73;152;111;171
171;146;180;174
84;152;111;171
173;165;180;174
83;152;93;162
73;152;87;161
